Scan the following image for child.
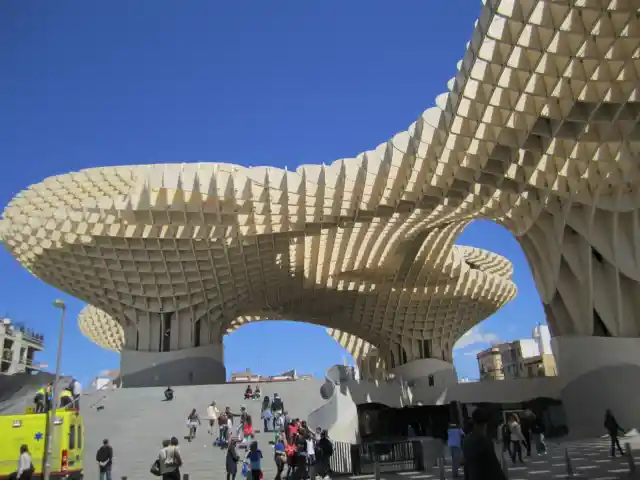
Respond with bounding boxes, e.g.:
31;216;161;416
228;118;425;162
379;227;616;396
274;436;286;480
245;440;263;480
226;439;240;480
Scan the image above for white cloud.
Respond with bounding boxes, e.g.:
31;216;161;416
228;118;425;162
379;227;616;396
454;326;500;350
463;349;483;357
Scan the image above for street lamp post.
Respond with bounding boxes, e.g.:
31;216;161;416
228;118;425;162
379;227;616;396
42;299;66;480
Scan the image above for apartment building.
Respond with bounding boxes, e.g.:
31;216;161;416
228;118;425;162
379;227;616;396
476;324;557;381
0;318;45;375
477;346;505;381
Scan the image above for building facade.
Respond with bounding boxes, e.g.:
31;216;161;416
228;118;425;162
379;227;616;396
0;319;45;375
477;346;504;381
478;325;557;381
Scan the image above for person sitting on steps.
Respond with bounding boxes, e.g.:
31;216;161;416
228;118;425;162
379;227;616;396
244;385;253;400
164;386;174;401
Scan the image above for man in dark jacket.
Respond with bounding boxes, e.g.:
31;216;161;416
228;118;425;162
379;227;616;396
462;408;506;480
315;430;333;479
271;394;284;414
96;439;113;480
605;409;625;457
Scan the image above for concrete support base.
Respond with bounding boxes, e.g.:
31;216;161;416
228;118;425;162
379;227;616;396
390;358;458;405
120;343;226;388
553;336;640;438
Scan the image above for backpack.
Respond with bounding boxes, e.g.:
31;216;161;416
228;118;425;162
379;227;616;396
218;413;227;426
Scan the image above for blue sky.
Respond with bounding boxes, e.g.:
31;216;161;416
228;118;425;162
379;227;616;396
0;1;547;386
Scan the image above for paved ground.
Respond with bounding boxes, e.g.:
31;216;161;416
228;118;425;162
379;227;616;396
108;432;640;479
339;437;640;480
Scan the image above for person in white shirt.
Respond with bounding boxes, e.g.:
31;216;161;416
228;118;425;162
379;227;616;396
159;437;182;479
14;444;33;480
306;433;316;475
508;415;526;464
226;416;233;444
207;401;220;436
70;379;82;410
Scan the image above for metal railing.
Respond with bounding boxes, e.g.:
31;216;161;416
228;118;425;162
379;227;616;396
1;322;45;346
328;440;356;475
357;439;424;475
326;438;425;476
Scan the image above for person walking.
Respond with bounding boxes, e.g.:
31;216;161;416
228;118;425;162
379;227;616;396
243;415;254;445
207;401;220;437
9;445;33;480
96;439;114;480
462;408;506;480
508;415;525;464
531;416;547;455
226;439;240;480
262;408;273;433
447;421;464;478
245;440;263;480
186;408;201;442
274;435;287;480
159;437;182;480
605;409;625;457
499;420;511;456
315;430;333;480
521;410;534;457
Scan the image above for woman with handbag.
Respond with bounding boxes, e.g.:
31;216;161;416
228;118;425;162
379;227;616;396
153;437;183;479
9;445;33;480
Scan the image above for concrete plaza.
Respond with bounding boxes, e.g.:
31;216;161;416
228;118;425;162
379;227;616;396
343;437;640;480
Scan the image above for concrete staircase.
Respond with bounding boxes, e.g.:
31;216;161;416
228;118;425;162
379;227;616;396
82;380;327;479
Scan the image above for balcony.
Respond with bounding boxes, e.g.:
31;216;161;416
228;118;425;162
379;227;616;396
1;322;45;348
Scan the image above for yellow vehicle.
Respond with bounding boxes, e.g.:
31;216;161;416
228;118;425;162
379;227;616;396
0;409;84;479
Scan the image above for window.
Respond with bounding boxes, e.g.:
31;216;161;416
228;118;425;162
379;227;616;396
162;312;173;352
422;340;431;358
69;424;76;450
400;346;408;365
194;319;201;348
428;375;434;387
78;425;82;448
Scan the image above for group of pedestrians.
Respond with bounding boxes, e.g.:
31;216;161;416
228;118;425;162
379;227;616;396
499;410;547;464
450;407;629;480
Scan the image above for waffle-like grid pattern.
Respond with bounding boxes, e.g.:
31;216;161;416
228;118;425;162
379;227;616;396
78;305;125;352
74;243;515;370
3;0;639;369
